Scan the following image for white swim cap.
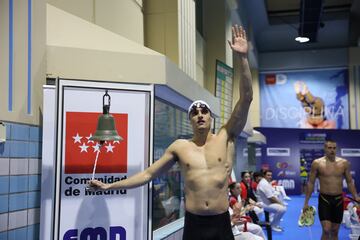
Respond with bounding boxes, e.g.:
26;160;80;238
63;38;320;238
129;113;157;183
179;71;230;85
187;100;212;119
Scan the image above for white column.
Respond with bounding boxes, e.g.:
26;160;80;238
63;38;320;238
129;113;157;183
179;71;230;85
178;0;196;79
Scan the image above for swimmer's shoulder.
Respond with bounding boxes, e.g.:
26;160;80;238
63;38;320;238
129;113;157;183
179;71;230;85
311;157;325;168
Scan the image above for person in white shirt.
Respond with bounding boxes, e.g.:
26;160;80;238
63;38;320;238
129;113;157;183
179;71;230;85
254;170;287;232
270;180;291;202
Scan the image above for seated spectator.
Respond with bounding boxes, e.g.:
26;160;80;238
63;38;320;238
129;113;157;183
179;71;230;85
240;171;254;201
240;171;264;221
229;182;267;240
254;170;287;232
251;171;259;192
229;181;241;208
271;180;291;201
230;205;265;240
343;194;360;227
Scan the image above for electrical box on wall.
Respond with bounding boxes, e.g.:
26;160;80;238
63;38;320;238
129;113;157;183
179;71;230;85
0;122;6;143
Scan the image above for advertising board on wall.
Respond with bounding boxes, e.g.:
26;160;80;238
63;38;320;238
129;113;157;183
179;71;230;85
41;79;154;240
260;68;349;129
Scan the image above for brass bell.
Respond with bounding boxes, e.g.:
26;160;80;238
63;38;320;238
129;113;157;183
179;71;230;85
90;90;123;142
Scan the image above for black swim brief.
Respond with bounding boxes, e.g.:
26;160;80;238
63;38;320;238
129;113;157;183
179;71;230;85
182;211;234;240
318;193;344;224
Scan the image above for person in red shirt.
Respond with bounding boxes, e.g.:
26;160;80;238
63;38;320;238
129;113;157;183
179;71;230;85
229;182;241;209
228;182;266;239
251;172;259;192
241;172;264;222
240;179;248;201
241;171;259;204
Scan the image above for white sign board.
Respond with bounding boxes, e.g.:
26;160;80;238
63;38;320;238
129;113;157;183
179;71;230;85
50;79;153;240
40;85;56;240
266;148;291;156
341;148;360;157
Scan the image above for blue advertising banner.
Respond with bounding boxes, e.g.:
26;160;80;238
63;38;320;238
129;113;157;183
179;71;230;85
260;68;349;129
256;128;360;195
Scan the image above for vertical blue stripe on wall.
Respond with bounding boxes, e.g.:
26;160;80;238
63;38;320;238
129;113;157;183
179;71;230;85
27;0;32;114
8;0;14;111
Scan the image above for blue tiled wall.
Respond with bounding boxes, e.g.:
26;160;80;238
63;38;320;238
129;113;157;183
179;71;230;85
9;193;28;211
0;178;9;194
0;195;8;213
0;122;41;240
0;232;8;240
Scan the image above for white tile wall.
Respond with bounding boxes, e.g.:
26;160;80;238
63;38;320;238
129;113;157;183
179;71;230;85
0;213;8;232
8;210;27;230
27;208;40;225
28;158;41;175
0;158;9;175
10;158;29;175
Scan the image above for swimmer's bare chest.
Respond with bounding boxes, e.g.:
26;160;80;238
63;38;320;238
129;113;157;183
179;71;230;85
317;158;346;178
174;138;231;214
317;158;346;194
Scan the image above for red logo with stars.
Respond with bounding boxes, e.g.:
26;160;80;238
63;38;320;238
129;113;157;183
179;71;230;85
64;112;128;174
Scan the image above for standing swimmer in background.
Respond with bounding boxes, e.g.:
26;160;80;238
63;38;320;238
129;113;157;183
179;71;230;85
303;140;360;240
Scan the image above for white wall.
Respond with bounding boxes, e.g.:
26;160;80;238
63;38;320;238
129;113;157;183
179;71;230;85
143;0;179;65
47;0;144;44
46;0;94;22
0;0;46;125
95;0;144;44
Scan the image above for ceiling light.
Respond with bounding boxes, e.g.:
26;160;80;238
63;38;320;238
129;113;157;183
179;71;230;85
295;36;310;43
